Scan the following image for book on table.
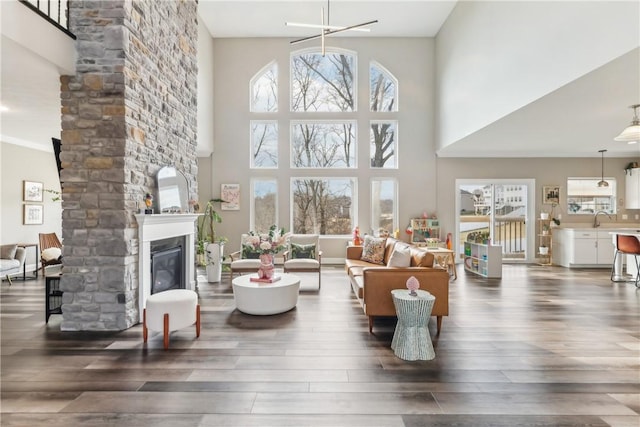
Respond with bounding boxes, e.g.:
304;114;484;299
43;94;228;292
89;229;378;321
249;275;281;283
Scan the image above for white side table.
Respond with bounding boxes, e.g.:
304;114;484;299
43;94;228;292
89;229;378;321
391;289;435;361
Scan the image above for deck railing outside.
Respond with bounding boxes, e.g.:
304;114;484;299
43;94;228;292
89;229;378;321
18;0;75;39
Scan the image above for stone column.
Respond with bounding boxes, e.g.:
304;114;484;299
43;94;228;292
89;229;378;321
60;0;198;331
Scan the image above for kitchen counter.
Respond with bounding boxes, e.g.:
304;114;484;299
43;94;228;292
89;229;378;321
552;227;638;268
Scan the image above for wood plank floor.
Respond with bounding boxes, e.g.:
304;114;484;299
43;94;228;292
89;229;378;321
1;265;639;426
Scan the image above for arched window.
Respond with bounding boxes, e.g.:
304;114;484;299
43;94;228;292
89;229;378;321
251;61;278;112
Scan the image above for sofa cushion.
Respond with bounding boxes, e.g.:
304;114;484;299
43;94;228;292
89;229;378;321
1;244;18;260
291;243;316;259
410;248;434;267
383;238;397;265
387;243;412;267
42;247;62;262
360;236;387;265
0;259;20;273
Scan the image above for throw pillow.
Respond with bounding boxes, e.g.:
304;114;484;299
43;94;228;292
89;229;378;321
387;244;412;267
360;235;387;265
1;244;18;260
291;243;316;259
242;246;260;259
42;247;62;262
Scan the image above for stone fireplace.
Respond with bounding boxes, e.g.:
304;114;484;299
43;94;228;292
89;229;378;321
135;214;198;318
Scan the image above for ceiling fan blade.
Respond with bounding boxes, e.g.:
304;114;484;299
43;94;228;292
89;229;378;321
290;20;378;45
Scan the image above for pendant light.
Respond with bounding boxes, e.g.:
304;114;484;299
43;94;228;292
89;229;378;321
614;104;640;144
286;0;378;56
597;149;609;188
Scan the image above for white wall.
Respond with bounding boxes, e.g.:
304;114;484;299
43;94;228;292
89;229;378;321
0;142;62;273
436;0;640;150
209;37;436;259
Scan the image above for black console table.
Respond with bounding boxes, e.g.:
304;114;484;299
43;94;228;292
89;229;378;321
45;273;63;322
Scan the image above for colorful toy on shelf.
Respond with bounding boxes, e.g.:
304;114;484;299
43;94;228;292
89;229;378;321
446;233;452;250
353;226;363;246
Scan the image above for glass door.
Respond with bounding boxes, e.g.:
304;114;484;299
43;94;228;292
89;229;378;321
456;179;535;263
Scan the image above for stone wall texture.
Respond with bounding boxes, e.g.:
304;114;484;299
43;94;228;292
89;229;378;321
60;0;199;331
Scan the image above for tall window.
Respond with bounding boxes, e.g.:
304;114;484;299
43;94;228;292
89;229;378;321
252;179;277;232
248;50;400;235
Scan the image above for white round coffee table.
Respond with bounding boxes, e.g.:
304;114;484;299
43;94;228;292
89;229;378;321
232;273;300;315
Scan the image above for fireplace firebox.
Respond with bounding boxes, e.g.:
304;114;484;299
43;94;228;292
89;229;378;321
151;246;184;294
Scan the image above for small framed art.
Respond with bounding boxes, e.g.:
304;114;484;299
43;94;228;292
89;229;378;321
23;204;44;225
542;185;560;205
23;180;43;202
221;184;240;211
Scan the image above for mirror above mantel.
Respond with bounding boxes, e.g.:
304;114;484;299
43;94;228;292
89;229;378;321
156;166;189;214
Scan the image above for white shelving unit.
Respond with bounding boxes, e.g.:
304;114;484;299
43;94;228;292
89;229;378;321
463;241;502;278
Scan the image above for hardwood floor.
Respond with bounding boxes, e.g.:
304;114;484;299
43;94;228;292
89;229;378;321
1;265;639;426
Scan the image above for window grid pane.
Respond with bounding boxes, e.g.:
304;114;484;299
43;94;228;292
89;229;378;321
252;179;278;232
291;122;356;168
371;179;397;235
370;62;397;112
370;121;397;168
291;178;355;235
291;51;356;112
251;121;278;168
251;62;278;112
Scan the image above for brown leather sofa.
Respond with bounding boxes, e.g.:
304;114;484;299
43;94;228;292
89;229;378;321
345;237;449;334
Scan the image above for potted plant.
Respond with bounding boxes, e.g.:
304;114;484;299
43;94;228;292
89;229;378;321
196;198;228;283
542;224;549;235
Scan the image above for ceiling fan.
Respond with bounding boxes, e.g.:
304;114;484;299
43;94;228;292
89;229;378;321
286;0;378;56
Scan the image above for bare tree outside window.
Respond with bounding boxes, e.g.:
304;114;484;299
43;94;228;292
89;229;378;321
291;122;355;168
291;51;356;112
370;121;396;168
252;179;277;233
370;62;397;112
251;62;278;112
251;121;278;168
292;178;355;235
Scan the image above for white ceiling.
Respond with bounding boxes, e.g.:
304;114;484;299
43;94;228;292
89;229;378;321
1;0;638;158
198;0;457;38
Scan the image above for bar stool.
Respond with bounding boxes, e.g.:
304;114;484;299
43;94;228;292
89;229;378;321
610;234;640;287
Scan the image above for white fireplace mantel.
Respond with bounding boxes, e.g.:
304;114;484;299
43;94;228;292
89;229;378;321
135;213;199;319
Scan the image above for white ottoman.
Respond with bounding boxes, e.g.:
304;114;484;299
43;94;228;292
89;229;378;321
143;289;200;350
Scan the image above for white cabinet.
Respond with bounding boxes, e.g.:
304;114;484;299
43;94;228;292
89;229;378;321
463;242;502;278
626;167;640;209
554;229;615;267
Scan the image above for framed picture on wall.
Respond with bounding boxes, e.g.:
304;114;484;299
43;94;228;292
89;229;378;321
23;180;43;202
221;184;240;210
23;204;44;225
542;185;560;205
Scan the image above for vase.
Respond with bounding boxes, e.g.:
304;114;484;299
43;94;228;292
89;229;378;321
205;242;224;283
258;253;274;280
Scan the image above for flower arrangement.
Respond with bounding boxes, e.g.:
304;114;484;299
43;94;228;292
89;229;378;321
244;225;289;255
